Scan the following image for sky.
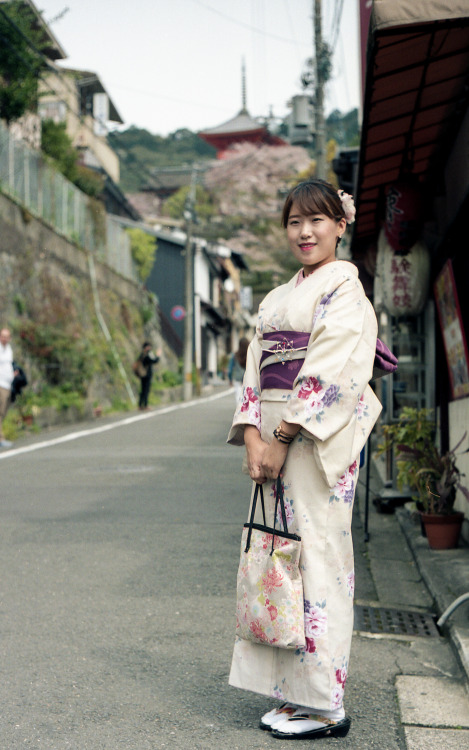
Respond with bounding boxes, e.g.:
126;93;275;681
36;0;361;137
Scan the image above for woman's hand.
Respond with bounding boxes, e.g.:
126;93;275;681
244;426;269;483
260;439;289;480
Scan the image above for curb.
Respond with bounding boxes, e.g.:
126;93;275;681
396;508;469;686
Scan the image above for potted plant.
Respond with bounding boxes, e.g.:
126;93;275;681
378;407;469;549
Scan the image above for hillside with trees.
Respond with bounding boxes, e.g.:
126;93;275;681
108;109;358;194
107;127;217;192
110;109;359;291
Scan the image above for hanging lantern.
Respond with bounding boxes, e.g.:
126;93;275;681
375;230;430;317
384;179;423;255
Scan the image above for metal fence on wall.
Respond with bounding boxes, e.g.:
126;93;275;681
0;120;138;284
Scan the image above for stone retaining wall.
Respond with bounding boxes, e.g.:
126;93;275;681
0;190;141;310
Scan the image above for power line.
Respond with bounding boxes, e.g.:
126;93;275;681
104;81;232;115
282;0;305;68
46;7;70;26
189;0;309;46
329;0;344;51
327;0;340;46
315;0;348;119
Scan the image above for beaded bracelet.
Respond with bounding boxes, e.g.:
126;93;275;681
275;424;296;439
273;426;295;444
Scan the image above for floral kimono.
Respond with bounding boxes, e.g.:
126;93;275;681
227;260;382;711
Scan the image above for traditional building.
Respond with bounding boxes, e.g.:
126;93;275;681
1;0;137;219
39;67;123;184
110;216;249;376
352;0;469;531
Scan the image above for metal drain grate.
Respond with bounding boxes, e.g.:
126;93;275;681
354;605;440;637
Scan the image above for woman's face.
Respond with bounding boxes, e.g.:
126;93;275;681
286;201;346;275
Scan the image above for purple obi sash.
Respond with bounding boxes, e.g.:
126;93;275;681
260;331;310;390
374;338;398;378
259;331;398;391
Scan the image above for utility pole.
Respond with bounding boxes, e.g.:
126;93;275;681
314;0;326;179
183;166;197;401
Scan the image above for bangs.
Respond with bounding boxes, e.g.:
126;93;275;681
281;180;343;227
292;187;331;218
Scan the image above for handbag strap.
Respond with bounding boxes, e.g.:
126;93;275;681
244;483;266;552
271;476;289;554
244;479;291;553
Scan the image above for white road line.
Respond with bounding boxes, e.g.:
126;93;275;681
0;388;234;461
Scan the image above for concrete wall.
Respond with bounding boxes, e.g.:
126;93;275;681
0;188;181;415
0;190;141;306
194;247;210;301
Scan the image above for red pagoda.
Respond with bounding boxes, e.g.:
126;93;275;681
198;63;286;159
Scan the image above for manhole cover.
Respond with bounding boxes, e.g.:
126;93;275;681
354;605;440;637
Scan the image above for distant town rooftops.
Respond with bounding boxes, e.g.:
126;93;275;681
142;163;215;197
108;214;248;270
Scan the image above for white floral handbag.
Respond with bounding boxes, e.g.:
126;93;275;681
236;478;305;649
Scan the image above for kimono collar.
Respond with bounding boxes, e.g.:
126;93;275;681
295;261;358;288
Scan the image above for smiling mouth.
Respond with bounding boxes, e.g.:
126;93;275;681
299;243;315;250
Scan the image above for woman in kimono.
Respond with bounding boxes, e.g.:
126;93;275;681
227;179;382;740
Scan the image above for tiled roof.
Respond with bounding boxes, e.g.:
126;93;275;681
199;110;265;136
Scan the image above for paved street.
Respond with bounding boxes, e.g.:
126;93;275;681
0;391;467;749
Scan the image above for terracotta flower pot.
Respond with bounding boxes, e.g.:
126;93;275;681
420;511;465;550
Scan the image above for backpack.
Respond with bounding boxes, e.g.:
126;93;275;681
132;358;148;378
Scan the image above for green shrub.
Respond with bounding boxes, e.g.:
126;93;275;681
17;320;93;394
2;411;19;441
110;396;132;413
126;228;157;282
140;303;154;325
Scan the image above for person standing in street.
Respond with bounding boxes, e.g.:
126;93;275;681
0;328;15;448
228;337;249;404
227;180;382;740
136;342;161;411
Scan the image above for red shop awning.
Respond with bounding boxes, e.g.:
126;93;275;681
354;0;469;245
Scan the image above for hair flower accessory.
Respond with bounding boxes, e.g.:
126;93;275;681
338;190;356;224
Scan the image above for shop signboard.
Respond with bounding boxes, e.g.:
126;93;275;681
434;259;469;400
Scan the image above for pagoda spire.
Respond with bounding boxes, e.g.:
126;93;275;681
240;58;248;115
198;57;287;157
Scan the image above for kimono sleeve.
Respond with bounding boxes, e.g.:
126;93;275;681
283;276;377;442
227;335;262;445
